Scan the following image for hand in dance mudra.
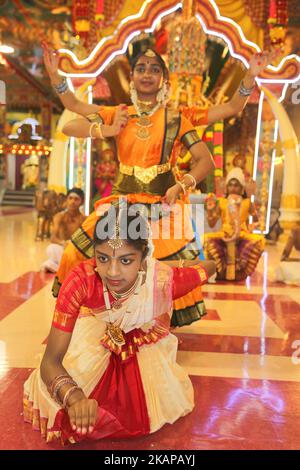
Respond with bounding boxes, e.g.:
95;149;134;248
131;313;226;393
42;42;60;83
111;104;129;135
248;49;279;77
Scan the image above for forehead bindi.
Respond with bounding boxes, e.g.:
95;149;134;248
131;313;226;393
135;57;162;68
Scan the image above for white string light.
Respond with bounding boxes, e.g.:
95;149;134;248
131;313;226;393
68;137;75;189
84;85;93;215
252;91;265;182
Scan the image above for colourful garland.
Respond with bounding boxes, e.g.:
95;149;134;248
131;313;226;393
268;0;288;48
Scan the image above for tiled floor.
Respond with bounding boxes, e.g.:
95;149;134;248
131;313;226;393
0;208;300;450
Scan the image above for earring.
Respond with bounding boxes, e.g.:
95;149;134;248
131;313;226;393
156;87;163;105
156;81;171;106
130;81;138;106
139;259;147;274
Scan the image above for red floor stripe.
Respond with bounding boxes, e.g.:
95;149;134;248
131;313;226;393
0;272;54;320
0;208;34;216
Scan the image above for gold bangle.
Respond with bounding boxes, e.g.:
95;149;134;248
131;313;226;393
52;377;77;406
96;122;104;139
62;385;83;409
183;173;197;190
89;122;98;139
48;374;70;397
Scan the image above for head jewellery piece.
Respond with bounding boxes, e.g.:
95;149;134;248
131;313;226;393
144;49;156;57
108;219;124;254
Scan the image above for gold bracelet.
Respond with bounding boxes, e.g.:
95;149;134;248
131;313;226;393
62;385;83;409
96;122;104;139
183;173;197;190
179;259;185;268
48;374;70;397
53;378;77;404
89;122;98;139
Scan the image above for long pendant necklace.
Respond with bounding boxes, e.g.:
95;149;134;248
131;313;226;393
134;101;161;141
105;320;126;347
136;114;153;140
102;272;144;347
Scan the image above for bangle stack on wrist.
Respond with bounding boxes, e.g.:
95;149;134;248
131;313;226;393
48;374;83;408
53;77;69;95
238;80;254;97
62;385;82;409
183;173;197;190
176;173;197;195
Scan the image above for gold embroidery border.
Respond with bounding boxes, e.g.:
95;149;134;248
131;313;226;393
119;162;171;184
71;227;94;259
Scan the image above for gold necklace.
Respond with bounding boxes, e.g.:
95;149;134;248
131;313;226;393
136;100;155;115
109;273;142;309
137;99;153;107
137;98;153;104
134;101;161;141
136;114;153;141
102;271;144;347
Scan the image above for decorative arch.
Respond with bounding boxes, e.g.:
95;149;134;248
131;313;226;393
57;0;299;83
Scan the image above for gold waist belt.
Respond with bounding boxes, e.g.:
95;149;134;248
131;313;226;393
119;162;172;185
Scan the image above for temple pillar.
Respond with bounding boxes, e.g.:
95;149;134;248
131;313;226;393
262;86;300;229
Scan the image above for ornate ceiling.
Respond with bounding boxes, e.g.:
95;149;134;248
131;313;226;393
0;0;71;111
0;0;131;111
